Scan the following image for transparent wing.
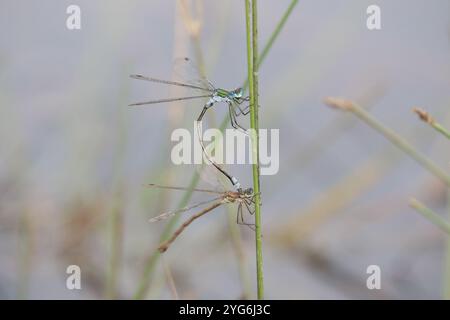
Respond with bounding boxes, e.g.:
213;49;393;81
145;183;223;194
129;94;212;106
149;195;222;223
129;57;214;106
130;74;213;92
172;57;215;93
195;163;227;193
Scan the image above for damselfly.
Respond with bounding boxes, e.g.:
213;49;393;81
147;184;255;253
129;58;251;132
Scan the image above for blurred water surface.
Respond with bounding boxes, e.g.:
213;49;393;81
0;0;449;299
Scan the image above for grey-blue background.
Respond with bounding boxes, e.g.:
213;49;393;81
0;0;449;299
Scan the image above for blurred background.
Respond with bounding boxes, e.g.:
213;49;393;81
1;0;450;299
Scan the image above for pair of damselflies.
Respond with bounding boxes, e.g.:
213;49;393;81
130;58;255;252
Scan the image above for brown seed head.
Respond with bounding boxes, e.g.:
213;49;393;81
323;97;355;111
413;107;434;124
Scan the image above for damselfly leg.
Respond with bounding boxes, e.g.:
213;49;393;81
229;103;247;133
236;201;256;231
234;101;251;116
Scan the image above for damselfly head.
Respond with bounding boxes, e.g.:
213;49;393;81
242;187;253;195
233;87;243;98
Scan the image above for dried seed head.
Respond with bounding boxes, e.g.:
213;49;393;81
323;97;354;111
413;107;434;124
158;244;168;253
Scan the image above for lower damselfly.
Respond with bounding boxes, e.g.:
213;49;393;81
129;58;251;132
147;184;255;253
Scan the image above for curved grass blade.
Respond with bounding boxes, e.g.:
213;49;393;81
158;201;223;252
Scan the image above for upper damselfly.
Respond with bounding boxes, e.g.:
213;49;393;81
129;58;251;132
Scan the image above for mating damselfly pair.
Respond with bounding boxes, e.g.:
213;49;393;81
130;58;256;252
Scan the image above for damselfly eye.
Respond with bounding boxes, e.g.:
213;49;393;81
245;188;253;195
234;88;243;98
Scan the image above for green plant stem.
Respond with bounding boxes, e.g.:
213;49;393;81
246;0;264;300
105;190;124;299
411;104;450;300
105;72;130;299
411;105;450;299
243;0;299;90
430;122;450;140
325;99;450;188
133;172;200;299
410;198;450;235
445;190;450;299
413;108;450;140
133;1;298;299
258;0;297;68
